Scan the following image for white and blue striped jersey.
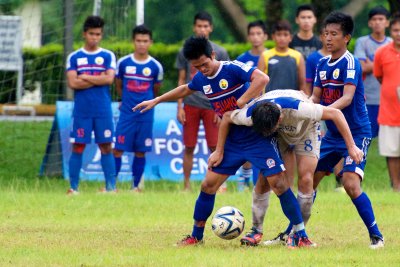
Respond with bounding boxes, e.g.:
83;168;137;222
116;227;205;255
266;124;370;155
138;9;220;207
66;47;116;117
231;89;323;145
314;51;371;137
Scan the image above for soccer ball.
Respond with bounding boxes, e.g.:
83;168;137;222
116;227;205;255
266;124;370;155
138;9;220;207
211;206;245;240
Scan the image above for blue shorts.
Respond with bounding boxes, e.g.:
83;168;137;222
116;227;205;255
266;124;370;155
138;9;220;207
115;118;153;152
70;116;114;144
366;105;379;138
315;134;371;179
212;126;285;178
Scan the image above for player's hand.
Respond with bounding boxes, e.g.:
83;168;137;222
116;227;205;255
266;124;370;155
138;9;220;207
348;144;364;164
177;107;186;125
132;99;157;113
208;150;224;168
213;113;221;126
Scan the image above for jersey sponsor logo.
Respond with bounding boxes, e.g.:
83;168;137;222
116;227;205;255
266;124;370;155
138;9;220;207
266;158;276;168
322;88;342;104
104;129;112;138
117;135;125;144
347;70;355;79
143;67;152;76
269;58;279;65
212;96;238;117
345;156;353;165
95;56;104;65
77;57;88;66
333;68;340;79
219;79;229;90
319;71;327;80
203;85;213;94
126;66;136;74
145;138;152;146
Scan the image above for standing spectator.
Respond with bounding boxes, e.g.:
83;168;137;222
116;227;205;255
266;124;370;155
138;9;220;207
175;11;229;191
66;16;116;194
113;25;163;192
236;20;268;191
374;13;400;192
354;6;391;138
290;4;322;60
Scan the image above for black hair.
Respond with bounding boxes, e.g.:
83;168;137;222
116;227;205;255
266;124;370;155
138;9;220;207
323;11;354;37
271;20;292;34
132;24;152;39
368;6;390;20
183;36;213;60
296;4;316;17
390;12;400;28
83;16;105;32
247;20;267;34
194;11;213;25
251;102;281;137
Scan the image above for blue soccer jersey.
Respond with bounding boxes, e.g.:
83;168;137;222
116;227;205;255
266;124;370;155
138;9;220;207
314;51;371;137
236;51;261;67
306;51;324;85
188;60;254;117
66;48;116;117
116;54;163;121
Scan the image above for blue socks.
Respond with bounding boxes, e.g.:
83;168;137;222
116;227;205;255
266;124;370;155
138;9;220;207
278;188;305;236
69;152;83;190
101;153;116;191
115;156;122;175
192;191;216;240
352;192;382;238
132;156;145;188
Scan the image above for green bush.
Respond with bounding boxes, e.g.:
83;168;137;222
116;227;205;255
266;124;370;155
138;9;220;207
0;39;355;104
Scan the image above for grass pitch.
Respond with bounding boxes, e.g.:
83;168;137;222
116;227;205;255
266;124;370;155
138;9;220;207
0;121;399;266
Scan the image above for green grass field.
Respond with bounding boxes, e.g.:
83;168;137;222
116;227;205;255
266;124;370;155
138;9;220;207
0;121;399;266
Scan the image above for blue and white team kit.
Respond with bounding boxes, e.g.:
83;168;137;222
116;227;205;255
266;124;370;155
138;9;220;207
115;55;163;152
188;60;285;177
314;51;371;178
66;48;116;144
230;89;323;158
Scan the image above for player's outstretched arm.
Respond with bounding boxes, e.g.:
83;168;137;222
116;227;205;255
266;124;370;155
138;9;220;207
208;111;233;168
310;86;322;103
328;84;355;110
321;106;364;164
133;84;193;113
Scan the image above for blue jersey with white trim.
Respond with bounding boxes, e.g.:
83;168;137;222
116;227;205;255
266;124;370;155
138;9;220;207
116;54;163;121
236;51;260;67
188;60;255;117
66;48;116;117
314;51;371;137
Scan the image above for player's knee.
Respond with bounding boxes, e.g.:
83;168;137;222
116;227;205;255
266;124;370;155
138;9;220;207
184;147;195;154
201;180;218;194
267;174;288;195
342;179;361;198
99;143;112;154
72;143;86;154
113;149;123;157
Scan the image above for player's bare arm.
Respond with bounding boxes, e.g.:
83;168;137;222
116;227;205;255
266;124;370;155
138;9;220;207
176;69;187;124
298;56;310;96
153;83;161;98
115;78;122;97
310;86;322;103
133;84;193;113
328;84;356;110
236;69;269;108
66;70;93;90
360;58;374;74
79;69;115;86
321;106;364;164
208;111;233;168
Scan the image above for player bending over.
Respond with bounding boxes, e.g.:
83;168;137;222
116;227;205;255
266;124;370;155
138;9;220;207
208;89;363;247
134;36;315;248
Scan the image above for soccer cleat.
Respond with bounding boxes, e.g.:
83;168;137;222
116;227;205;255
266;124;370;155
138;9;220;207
262;232;288;246
240;227;263;246
131;187;142;193
176;235;204;246
287;234;317;249
98;188;117;194
66;188;79;195
369;235;384;249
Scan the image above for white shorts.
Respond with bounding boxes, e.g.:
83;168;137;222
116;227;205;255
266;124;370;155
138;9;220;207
379;125;400;157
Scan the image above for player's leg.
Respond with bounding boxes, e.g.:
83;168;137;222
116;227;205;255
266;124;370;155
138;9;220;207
238;162;253;192
95;117;116;192
68;117;91;194
379;125;400;191
341;137;384;249
113;149;123;176
131;121;153;191
182;105;201;191
114;116;133;177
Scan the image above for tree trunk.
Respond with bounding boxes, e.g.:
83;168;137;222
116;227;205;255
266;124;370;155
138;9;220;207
339;0;373;18
265;0;283;35
212;0;248;42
